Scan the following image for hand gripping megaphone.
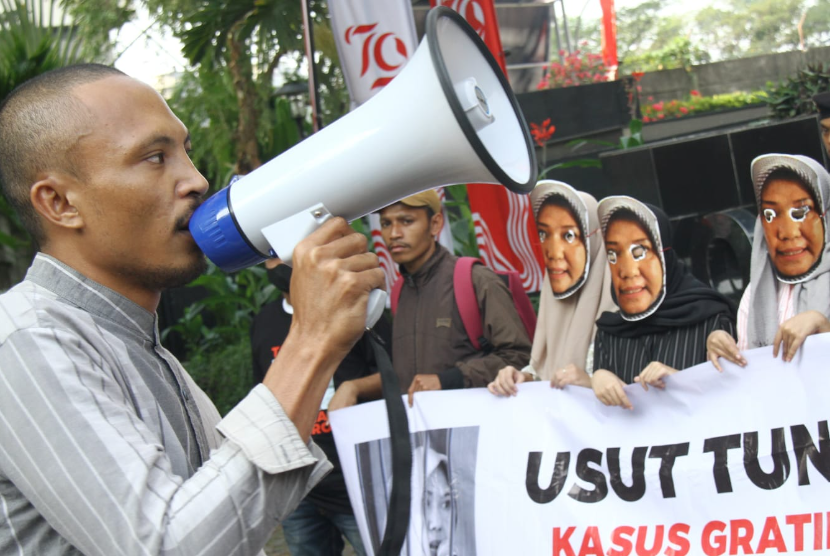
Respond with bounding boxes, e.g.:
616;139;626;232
189;7;537;328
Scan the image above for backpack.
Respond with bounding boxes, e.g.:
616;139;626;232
390;257;536;352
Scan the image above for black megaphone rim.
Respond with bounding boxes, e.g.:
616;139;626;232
426;6;537;194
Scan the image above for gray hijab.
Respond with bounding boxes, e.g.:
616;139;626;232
747;154;830;348
529;181;615;378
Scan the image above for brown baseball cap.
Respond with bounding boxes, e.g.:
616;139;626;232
398;190;442;214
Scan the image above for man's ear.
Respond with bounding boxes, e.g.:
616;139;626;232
30;174;83;230
429;210;445;237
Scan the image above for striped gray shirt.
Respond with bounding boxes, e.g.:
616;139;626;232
0;254;331;555
594;313;736;384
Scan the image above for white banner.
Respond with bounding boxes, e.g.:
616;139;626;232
328;0;418;108
331;335;830;556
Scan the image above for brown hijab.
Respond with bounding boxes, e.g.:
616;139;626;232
528;181;615;379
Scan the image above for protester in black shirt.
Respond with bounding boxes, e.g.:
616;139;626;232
251;259;391;556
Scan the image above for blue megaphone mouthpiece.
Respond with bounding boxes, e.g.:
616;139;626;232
189;184;267;273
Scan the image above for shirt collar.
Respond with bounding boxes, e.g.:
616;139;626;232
26;253;158;341
400;242;447;285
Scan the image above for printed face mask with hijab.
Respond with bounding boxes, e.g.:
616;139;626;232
760;176;825;280
537;202;588;296
605;218;664;317
530;181;595;300
597;197;668;321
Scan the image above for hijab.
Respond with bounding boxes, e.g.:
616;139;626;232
528;181;615;379
595;197;736;339
746;154;830;348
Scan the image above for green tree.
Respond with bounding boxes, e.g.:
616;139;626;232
58;0;134;58
572;0;830;75
0;0;95;102
0;0;105;287
691;0;830;59
157;0;346;175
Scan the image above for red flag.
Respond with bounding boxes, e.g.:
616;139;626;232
430;0;544;292
600;0;618;73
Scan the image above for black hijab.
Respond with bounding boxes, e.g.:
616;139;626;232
595;203;736;339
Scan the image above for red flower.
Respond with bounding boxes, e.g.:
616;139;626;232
690;90;701;97
632;71;645;82
658;114;665;119
679;106;689;114
652;102;664;111
529;118;556;147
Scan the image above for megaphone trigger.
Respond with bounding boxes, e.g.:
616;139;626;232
261;203;333;265
366;289;388;330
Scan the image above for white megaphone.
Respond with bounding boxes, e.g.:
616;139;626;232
189;6;537;328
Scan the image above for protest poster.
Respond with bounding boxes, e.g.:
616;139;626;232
330;335;830;555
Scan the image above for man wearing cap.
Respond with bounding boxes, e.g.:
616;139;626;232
813;91;830;158
378;190;532;406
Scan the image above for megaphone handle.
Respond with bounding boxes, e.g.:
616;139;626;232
261;206;388;329
366;288;387;329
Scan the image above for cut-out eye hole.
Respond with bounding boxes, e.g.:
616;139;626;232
538;230;548;242
630;244;649;261
790;206;810;222
763;208;777;224
564;229;577;243
607;250;618;264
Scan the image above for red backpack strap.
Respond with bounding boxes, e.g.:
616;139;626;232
453;257;483;350
390;276;404;316
504;271;537;340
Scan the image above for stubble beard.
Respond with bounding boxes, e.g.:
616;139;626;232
129;248;208;292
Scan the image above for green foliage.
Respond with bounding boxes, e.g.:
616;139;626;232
60;0;134;57
162;263;280;355
0;0;92;100
693;0;821;60
540;119;643;178
181;336;253;416
577;0;830;70
641;90;767;122
0;0;103;264
622;36;711;73
443;185;480;258
165;67;300;191
765;64;830;120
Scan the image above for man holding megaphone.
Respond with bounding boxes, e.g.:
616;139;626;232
0;7;538;554
0;64;384;556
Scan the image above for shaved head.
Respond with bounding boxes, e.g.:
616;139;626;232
0;64;125;245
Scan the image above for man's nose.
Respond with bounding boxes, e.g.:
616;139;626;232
178;157;209;198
